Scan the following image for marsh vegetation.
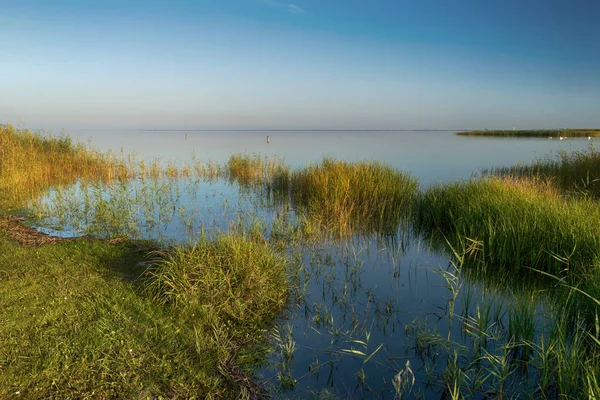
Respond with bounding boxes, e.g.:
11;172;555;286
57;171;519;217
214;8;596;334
456;128;600;138
1;125;600;398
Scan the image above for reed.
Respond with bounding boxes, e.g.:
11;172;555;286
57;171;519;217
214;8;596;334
225;153;289;188
456;128;600;138
0;125;131;208
414;176;600;277
484;146;600;198
405;239;600;399
280;158;418;236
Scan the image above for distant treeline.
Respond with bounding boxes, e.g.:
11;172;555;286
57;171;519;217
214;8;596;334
456;129;600;137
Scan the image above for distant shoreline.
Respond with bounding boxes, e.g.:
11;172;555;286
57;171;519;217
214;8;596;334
137;128;469;132
456;129;600;138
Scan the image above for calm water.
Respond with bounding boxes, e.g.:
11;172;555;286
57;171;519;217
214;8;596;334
36;130;593;398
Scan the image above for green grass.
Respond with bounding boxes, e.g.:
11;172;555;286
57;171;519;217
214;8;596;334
405;240;600;399
414;177;600;278
456;128;600;137
484;146;600;198
146;233;288;332
276;158;418;236
0;230;289;398
0;126;292;398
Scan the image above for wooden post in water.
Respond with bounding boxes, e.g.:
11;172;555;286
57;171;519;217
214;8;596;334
185;134;189;141
267;135;270;144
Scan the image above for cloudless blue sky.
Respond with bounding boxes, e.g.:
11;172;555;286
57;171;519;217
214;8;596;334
1;0;599;130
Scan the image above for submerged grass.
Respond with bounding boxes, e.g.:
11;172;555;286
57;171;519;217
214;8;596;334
275;158;418;236
456;128;600;138
405;237;600;399
226;153;289;188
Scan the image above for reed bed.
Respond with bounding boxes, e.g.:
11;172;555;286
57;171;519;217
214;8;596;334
484;146;600;198
0;125;133;208
225;153;289;188
276;158;418;236
414;176;600;278
456;128;600;137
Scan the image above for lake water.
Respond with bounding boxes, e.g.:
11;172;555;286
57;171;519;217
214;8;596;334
35;130;593;398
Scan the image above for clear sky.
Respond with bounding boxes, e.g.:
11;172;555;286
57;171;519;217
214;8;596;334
1;0;599;130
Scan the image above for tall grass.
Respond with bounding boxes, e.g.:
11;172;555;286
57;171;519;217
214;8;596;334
146;232;288;331
274;158;418;236
0;125;130;208
485;146;600;198
414;177;600;277
456;128;600;137
225;153;289;188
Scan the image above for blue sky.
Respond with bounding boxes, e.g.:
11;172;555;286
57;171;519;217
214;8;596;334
1;0;598;130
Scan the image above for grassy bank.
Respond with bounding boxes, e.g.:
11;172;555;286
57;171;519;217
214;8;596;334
456;128;600;138
0;126;290;398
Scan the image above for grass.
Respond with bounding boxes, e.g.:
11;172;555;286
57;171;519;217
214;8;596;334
225;153;289;189
0;125;130;209
146;233;288;332
273;158;418;236
484;146;600;198
0;126;292;398
456;128;600;138
414;176;600;278
404;239;600;399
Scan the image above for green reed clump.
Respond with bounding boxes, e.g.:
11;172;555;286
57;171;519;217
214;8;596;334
284;158;418;236
414;177;600;277
146;233;288;331
0;125;130;208
485;146;600;198
225;153;289;188
456;128;600;137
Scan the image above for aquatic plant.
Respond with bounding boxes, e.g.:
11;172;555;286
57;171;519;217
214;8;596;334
280;158;418;236
404;237;600;399
145;232;288;330
0;125;130;208
484;146;600;199
414;176;600;278
225;153;289;188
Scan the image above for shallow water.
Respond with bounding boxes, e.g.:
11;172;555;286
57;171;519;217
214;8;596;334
34;130;593;398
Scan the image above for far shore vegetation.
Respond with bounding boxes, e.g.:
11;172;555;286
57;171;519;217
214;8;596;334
456;128;600;137
1;124;600;397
